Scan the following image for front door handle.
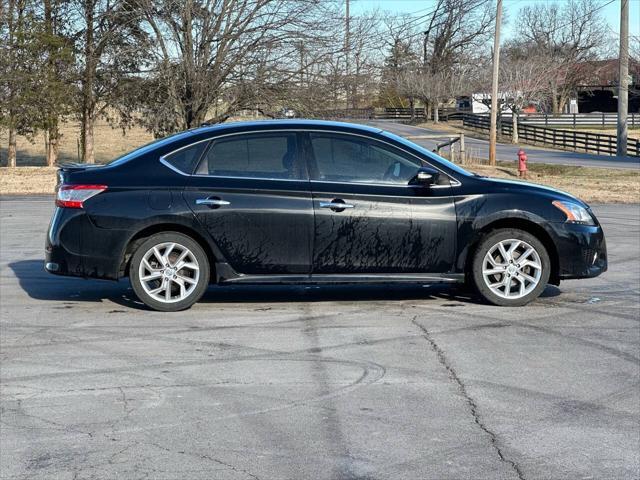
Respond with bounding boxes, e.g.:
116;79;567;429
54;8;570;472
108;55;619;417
195;198;230;207
319;199;355;212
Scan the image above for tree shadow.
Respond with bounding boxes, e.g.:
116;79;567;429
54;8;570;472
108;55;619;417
0;149;80;167
9;259;560;310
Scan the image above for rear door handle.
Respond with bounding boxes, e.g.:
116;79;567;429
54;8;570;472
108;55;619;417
195;198;230;207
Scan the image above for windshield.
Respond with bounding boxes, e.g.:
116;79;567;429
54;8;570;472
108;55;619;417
380;130;474;177
106;130;196;167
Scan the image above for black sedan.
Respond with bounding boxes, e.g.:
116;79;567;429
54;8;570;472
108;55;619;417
45;120;607;311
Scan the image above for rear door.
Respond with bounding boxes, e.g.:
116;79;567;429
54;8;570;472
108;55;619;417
181;131;313;275
305;131;457;274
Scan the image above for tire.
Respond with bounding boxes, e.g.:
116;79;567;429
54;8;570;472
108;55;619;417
471;228;550;307
129;232;210;312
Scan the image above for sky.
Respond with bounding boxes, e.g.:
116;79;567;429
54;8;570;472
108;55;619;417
349;0;639;40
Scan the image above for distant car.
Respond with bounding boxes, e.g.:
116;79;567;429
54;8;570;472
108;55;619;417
282;108;296;118
46;120;607;311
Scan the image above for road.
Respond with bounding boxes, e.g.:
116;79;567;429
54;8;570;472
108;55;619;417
364;120;640;170
1;198;639;480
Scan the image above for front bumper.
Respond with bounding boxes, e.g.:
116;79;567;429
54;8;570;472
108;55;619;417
548;221;607;280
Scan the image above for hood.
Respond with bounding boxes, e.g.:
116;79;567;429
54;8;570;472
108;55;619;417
476;176;587;207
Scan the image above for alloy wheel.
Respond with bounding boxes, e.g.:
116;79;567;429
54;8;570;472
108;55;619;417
481;238;542;300
138;242;200;303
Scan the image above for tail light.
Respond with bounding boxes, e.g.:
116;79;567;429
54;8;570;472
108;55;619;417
56;185;108;208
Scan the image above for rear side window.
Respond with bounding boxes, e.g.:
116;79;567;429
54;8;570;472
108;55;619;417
163;141;208;174
195;133;304;180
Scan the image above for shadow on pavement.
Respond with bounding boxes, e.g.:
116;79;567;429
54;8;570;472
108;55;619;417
8;260;141;309
9;259;560;310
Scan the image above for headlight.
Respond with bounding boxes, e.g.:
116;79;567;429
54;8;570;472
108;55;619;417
552;200;595;225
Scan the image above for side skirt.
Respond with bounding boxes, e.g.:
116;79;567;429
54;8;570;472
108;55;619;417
215;262;464;285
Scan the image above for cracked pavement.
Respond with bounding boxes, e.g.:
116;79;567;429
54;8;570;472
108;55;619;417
1;198;639;479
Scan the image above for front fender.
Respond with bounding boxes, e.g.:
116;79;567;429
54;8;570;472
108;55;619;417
453;193;558;274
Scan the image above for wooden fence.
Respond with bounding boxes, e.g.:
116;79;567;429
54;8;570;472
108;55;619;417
313;107;462;121
463;113;640;157
376;107;462;121
516;112;639;127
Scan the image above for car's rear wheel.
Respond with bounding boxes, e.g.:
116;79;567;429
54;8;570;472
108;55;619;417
129;232;209;311
471;228;550;306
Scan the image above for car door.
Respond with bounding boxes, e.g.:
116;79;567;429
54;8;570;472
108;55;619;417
305;131;457;274
181;131;313;275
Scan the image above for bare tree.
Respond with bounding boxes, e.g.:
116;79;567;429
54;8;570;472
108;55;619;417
71;0;147;163
499;42;554;143
420;0;493;72
380;0;493;121
344;10;384;109
136;0;322;136
378;15;419;110
517;0;607;113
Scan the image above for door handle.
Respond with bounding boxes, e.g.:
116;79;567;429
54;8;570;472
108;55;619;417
319;200;355;212
319;202;355;209
195;198;230;207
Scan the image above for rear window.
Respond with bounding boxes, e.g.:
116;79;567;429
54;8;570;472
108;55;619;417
163;141;209;174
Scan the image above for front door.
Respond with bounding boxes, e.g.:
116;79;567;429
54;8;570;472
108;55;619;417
182;131;313;275
305;131;457;274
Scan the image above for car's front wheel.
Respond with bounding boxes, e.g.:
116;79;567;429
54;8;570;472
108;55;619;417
129;232;210;312
471;228;550;306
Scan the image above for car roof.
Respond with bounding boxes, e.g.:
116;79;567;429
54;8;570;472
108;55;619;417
189;119;384;136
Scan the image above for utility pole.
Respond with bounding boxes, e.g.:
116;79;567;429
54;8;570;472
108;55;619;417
345;0;350;109
298;40;304;88
488;0;502;166
617;0;629;157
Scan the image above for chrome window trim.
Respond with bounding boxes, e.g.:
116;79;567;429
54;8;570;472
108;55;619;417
310;179;459;189
158;128;462;188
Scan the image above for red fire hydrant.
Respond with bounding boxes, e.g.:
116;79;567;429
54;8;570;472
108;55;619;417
517;148;528;179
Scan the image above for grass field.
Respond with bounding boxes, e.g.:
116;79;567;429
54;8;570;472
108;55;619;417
2;162;638;203
0;114;271;167
0;121;156;167
465;162;639;204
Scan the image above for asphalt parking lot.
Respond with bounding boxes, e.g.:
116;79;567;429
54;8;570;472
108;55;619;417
1;198;639;480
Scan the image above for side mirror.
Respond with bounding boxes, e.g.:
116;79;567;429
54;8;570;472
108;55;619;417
410;167;439;186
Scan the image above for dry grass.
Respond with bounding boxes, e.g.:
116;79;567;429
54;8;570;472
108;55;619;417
1;167;58;195
0;120;155;166
2;162;638;203
464;162;640;204
0;116;275;167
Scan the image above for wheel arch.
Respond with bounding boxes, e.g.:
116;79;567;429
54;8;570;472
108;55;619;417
463;217;560;286
119;223;217;282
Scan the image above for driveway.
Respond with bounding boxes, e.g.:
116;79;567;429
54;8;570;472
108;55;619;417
1;198;639;479
364;120;640;170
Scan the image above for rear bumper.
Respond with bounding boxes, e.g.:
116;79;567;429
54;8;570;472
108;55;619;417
45;207;124;280
548;221;607;280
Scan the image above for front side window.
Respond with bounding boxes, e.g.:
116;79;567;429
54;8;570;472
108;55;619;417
309;133;422;185
195;133;303;180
